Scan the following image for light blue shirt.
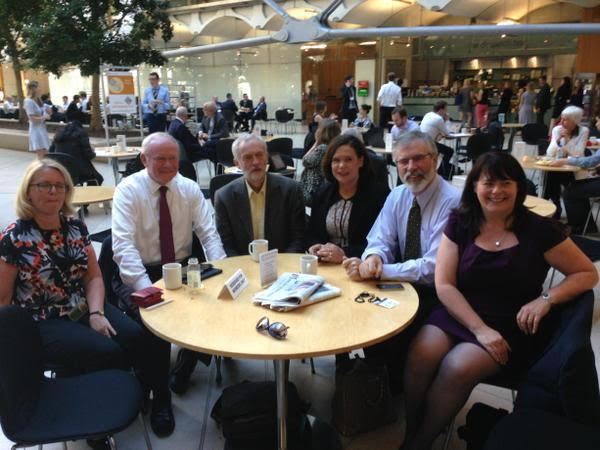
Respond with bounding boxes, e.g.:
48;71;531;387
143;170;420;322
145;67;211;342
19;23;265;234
362;175;460;285
391;120;420;142
142;84;170;115
568;149;600;169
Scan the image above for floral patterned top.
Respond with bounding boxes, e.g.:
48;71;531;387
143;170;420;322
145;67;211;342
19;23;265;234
301;143;328;206
0;216;90;321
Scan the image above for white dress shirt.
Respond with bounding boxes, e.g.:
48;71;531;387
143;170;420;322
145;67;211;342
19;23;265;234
377;81;403;107
391;120;420;142
112;169;226;290
420;111;451;142
362;175;460;285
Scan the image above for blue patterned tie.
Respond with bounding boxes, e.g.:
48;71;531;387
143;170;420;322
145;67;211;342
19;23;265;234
404;197;421;261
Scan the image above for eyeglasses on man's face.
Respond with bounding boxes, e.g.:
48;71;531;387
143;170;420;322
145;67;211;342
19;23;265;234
395;153;433;168
30;182;68;193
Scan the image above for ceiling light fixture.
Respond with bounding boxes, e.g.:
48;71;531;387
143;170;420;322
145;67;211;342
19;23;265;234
359;41;377;46
300;43;327;50
498;18;518;26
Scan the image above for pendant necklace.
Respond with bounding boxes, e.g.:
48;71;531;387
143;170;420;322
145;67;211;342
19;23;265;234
494;230;509;248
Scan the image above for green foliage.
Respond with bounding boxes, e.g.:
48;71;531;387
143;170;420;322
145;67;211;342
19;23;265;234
0;0;39;62
25;0;173;76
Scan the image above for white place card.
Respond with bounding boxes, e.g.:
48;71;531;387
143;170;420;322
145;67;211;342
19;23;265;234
259;249;278;287
373;297;399;309
218;269;248;300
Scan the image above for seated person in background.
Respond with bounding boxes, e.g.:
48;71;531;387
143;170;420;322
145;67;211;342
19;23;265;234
2;95;17;118
549;115;600;234
199;101;229;159
220;93;238;130
301;119;342;205
391;107;420;143
168;106;213;163
215;133;305;256
49;120;104;186
251;96;267;130
112;132;226;437
238;93;253;132
485;110;504;151
0;159;143;375
306;134;389;263
60;95;69;113
352;104;373;130
402;152;597;450
420;100;455;178
544;106;589;219
66;94;84;123
343;131;460;389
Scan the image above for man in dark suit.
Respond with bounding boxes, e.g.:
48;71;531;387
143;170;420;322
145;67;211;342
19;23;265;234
168;106;212;163
536;75;552;125
199;101;229;160
215;133;305;256
238;93;253;131
220;93;238;131
340;75;358;122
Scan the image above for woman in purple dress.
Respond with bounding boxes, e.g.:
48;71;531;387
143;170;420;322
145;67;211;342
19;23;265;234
401;152;598;450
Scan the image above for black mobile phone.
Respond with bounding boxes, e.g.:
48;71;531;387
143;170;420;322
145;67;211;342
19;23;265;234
376;283;404;290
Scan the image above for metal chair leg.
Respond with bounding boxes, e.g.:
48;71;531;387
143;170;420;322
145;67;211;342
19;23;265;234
139;412;153;450
309;357;316;374
216;356;222;385
108;436;117;450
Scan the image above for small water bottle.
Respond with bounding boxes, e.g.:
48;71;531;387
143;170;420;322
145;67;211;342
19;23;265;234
187;257;201;294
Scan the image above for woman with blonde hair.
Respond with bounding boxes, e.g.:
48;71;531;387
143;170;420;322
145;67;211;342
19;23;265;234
0;159;143;378
518;82;536;124
24;80;51;159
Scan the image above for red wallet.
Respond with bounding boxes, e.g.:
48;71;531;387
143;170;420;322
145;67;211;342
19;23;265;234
130;286;164;308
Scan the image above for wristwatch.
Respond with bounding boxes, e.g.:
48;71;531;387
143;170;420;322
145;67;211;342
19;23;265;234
541;291;553;307
89;310;105;317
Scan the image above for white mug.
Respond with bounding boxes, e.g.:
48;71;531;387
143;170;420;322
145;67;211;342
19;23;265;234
117;134;127;151
300;255;318;275
461;127;469;134
248;239;269;262
162;263;182;289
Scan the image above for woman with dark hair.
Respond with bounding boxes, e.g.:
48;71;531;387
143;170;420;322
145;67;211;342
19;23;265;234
551;76;572;123
306;134;389;263
401;152;597;450
353;104;373;129
570;79;584;108
301;119;341;205
50;120;104;186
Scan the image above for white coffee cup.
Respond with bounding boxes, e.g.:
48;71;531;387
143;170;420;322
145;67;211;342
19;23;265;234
300;255;318;275
248;239;269;262
162;263;182;289
461;127;469;134
117;134;127;151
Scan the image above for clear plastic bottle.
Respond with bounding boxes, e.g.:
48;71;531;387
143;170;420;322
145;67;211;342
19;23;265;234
187;257;201;294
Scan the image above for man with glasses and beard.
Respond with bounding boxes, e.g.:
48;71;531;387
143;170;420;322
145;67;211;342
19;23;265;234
342;131;460;390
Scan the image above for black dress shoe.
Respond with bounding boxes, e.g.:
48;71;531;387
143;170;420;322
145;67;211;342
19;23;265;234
86;437;111;450
150;403;175;437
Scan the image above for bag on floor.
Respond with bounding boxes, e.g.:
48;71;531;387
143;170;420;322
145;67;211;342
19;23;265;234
457;402;509;450
211;380;311;450
332;357;398;436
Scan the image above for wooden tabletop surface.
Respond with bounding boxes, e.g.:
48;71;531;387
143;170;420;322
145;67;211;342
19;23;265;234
72;186;115;205
524;195;556;218
521;159;583;173
141;253;419;360
95;147;141;158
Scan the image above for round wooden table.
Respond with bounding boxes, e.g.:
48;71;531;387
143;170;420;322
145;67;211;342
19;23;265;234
141;253;419;449
94;146;141;183
72;186;115;206
524;195;556;218
520;158;583;198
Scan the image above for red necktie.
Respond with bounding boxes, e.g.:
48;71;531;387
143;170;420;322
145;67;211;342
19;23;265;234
159;186;176;264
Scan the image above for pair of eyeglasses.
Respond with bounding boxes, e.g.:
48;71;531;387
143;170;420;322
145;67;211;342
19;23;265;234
30;182;68;193
395;153;433;167
354;291;382;303
256;316;289;340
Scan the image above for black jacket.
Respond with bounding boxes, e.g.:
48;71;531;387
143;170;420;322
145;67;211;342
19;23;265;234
49;130;103;185
536;84;552;111
305;179;389;258
168;118;204;160
201;113;229;141
221;99;238;113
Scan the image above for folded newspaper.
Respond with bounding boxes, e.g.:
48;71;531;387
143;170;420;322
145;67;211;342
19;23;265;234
252;272;341;311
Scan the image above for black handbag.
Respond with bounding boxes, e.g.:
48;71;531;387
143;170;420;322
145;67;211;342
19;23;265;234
332;357;398;436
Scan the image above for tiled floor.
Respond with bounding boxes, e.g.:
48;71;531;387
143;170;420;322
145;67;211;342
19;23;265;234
0;142;598;450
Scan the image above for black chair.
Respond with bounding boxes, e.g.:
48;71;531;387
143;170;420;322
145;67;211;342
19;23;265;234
209;173;242;205
46;152;82;185
368;150;391;188
275;109;294;134
267;137;293;157
364;126;385;148
216;138;235;174
465;133;493;164
522;123;548;146
0;306;150;450
537;138;550;156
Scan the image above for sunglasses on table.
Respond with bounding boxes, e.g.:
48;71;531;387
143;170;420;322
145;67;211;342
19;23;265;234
354;291;382;304
256;316;290;340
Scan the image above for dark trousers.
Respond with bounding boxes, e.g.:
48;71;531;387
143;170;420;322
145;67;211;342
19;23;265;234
239;112;252;131
537;108;549;125
436;142;454;178
379;106;395;129
145;113;167;134
341;109;358;122
543;172;574;219
564;177;600;233
38;302;144;374
363;284;439;393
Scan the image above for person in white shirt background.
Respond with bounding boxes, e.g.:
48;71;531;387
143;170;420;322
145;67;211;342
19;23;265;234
112;132;226;438
543;105;590;219
420;100;457;178
391;107;420;143
377;72;403;128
